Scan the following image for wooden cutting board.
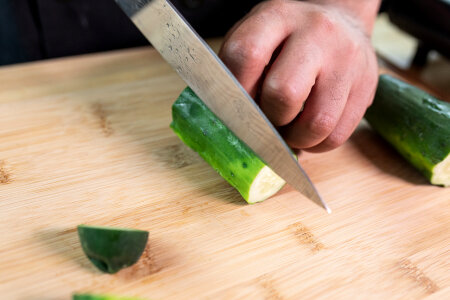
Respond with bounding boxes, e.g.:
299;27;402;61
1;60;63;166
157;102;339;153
0;39;448;300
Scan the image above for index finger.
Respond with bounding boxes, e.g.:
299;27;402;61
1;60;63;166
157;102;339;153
218;9;292;97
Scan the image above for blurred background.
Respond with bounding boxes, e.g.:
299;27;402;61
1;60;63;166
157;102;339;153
1;0;449;96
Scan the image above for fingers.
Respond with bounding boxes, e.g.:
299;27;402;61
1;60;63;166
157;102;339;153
218;0;379;153
219;7;292;97
259;35;321;126
305;74;378;152
282;70;351;149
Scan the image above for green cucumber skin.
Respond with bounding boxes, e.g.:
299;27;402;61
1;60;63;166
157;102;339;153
365;74;450;182
77;225;148;274
170;87;267;202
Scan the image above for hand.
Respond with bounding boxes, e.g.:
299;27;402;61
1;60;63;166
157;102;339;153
219;0;379;152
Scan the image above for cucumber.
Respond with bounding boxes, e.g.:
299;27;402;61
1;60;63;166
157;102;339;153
73;294;145;300
170;87;286;204
77;225;148;274
365;74;450;186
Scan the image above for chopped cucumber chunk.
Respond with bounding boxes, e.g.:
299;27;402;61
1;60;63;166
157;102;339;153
77;225;148;274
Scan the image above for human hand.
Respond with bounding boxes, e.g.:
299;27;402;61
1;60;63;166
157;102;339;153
219;0;379;152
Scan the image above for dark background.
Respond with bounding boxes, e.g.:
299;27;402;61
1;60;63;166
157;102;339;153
0;0;261;66
1;0;449;66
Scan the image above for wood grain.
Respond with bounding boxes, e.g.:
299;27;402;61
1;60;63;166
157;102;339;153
0;39;448;300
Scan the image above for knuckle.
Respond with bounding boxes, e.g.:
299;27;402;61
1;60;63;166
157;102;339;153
345;40;359;56
349;110;364;125
311;10;336;33
325;131;348;149
264;78;302;109
262;0;288;15
252;1;289;28
307;113;337;138
221;39;265;69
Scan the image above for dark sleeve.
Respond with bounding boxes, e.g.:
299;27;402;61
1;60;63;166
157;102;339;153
0;0;42;65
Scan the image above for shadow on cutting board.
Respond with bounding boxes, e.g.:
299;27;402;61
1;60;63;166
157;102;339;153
350;125;429;186
150;141;248;206
35;227;171;280
34;227;98;273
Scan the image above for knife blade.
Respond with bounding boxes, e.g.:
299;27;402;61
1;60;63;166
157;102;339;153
115;0;331;213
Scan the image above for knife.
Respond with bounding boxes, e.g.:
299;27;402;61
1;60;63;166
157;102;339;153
115;0;331;213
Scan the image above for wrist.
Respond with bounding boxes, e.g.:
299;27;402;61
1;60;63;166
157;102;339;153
307;0;381;35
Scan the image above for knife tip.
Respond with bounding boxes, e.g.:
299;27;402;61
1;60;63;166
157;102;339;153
320;196;332;214
310;189;331;214
314;192;331;214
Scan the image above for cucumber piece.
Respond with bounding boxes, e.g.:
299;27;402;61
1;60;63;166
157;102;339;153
170;87;286;204
77;225;148;274
365;74;450;186
73;293;145;300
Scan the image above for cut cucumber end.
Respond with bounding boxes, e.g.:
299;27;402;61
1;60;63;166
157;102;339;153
77;225;149;274
247;166;286;204
431;154;450;187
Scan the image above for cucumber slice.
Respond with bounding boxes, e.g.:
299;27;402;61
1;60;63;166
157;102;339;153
73;293;145;300
77;225;148;274
170;87;286;204
365;74;450;186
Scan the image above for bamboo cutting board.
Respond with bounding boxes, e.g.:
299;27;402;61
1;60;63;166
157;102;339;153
0;40;448;300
